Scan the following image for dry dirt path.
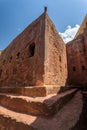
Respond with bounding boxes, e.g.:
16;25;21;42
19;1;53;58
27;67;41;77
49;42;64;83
72;91;87;130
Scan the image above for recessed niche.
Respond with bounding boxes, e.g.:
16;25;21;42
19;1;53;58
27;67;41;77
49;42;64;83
29;42;35;57
9;56;12;62
0;69;2;77
59;56;61;62
82;65;86;71
17;52;20;58
73;66;76;72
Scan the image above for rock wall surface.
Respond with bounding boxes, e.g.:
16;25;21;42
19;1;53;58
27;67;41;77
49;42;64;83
0;12;68;88
44;14;67;86
66;25;87;86
0;13;45;87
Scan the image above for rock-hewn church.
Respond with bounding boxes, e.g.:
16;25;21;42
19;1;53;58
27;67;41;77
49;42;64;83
0;7;87;130
0;8;87;90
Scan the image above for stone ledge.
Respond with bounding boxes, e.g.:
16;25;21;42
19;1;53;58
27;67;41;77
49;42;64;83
0;91;82;130
0;89;77;116
0;86;61;97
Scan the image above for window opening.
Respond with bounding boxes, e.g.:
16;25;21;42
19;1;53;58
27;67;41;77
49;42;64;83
82;65;86;71
73;67;76;72
17;52;20;58
29;43;35;57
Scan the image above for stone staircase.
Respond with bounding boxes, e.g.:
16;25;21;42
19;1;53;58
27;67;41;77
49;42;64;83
0;87;82;130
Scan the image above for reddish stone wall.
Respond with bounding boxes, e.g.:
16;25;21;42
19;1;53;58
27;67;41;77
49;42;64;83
0;14;45;87
66;26;87;86
0;12;68;88
44;14;68;86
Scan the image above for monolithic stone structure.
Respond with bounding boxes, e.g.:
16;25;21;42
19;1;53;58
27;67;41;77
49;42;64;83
0;8;87;130
0;9;67;88
66;15;87;86
0;8;87;90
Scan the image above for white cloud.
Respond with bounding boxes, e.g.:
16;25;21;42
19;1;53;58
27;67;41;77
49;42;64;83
59;24;80;43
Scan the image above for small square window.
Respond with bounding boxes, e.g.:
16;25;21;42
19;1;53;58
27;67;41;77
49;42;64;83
82;66;86;71
73;67;76;72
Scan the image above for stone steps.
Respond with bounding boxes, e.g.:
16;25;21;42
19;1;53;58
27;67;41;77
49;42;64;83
0;106;36;130
0;91;83;130
0;86;61;97
0;89;77;116
0;86;75;97
0;93;52;116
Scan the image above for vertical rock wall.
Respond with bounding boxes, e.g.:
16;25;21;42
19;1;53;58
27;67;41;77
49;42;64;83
66;26;87;86
0;14;45;87
44;14;68;86
0;12;68;88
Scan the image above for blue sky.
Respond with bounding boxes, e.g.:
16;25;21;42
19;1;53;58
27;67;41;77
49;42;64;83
0;0;87;50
